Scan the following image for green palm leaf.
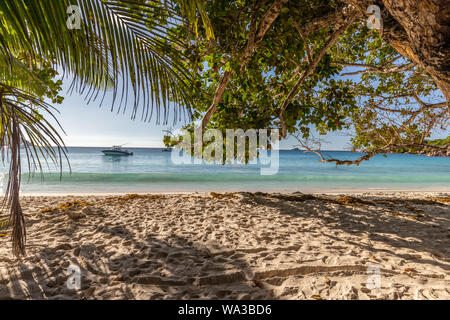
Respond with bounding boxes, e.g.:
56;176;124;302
0;0;213;121
0;0;214;255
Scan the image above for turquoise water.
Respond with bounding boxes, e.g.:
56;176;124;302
4;147;450;194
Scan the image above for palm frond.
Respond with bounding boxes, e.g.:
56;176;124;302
0;83;69;255
179;0;215;40
0;0;213;123
0;0;214;255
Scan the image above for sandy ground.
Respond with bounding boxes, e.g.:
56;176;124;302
0;192;449;300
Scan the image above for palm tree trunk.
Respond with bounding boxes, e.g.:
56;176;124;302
0;86;26;256
0;89;26;256
9;115;26;256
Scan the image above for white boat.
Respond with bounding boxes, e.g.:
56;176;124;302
102;145;133;156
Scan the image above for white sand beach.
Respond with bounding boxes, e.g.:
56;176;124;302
0;192;449;300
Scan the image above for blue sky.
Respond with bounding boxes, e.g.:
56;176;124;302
55;80;352;150
53;72;447;150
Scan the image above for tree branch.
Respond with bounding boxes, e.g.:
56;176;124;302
306;150;378;166
291;133;378;166
200;0;288;134
338;61;415;76
301;3;355;36
292;20;312;64
279;11;359;137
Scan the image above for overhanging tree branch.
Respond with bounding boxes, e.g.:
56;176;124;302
279;11;359;138
307;150;378;166
200;0;288;134
292;133;378;166
336;61;416;76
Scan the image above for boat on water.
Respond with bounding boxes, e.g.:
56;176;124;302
102;145;133;156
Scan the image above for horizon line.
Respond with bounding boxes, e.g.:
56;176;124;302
57;145;349;152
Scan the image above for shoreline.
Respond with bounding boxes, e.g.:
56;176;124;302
18;188;450;197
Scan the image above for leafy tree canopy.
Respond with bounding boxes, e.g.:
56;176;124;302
168;0;449;159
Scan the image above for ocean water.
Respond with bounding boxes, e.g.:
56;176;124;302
2;147;450;194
